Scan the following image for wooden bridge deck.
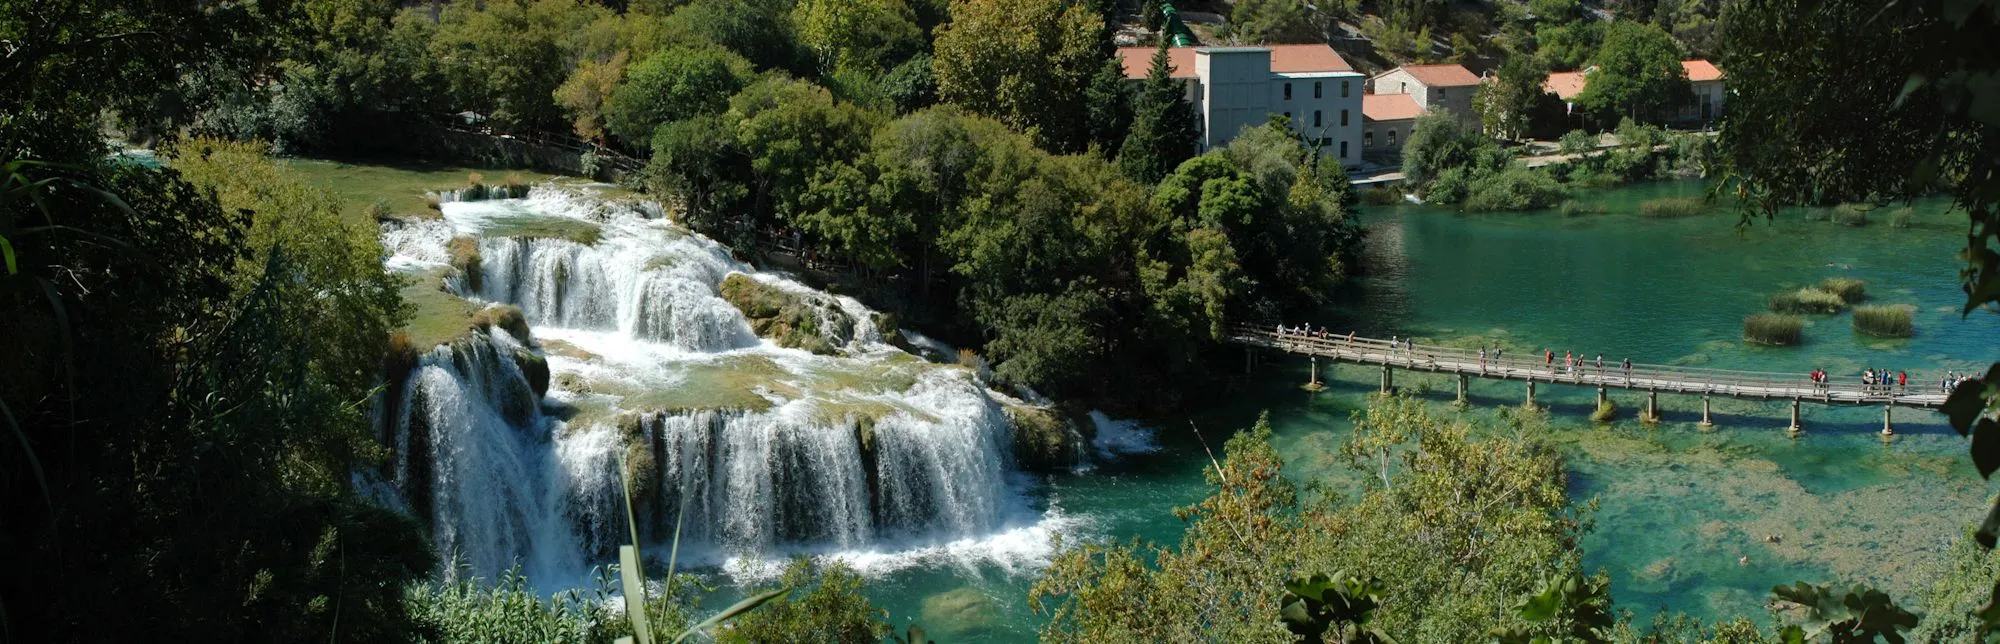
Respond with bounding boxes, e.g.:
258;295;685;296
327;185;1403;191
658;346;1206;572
1228;328;1950;410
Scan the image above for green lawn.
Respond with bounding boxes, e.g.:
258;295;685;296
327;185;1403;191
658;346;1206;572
284;158;558;226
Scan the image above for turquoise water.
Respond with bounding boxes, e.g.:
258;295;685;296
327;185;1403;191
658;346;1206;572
856;181;2000;640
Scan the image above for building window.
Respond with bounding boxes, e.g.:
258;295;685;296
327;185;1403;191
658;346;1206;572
1340;110;1349;126
1320;137;1332;146
1342;80;1350;98
1365;131;1374;146
1388;129;1398;145
1340;141;1349;158
1284;82;1292;100
1313;110;1322;127
1314;81;1322;99
1438;89;1448;99
1400;81;1408;93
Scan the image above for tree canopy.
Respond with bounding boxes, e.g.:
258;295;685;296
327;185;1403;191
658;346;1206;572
1574;21;1690;123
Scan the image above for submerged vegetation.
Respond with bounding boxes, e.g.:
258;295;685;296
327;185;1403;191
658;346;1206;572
1743;313;1805;345
1853;304;1916;338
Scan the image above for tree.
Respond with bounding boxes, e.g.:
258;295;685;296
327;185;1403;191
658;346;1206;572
1118;42;1199;184
931;0;1104;152
720;558;889;643
1232;0;1323;44
1084;57;1134;156
790;0;923;74
1474;55;1551;140
1574;21;1690;123
728;76;879;232
554;51;630;142
1401;110;1507;190
428;0;585;132
604;45;753;146
648;113;751;236
881;52;939;114
665;0;808;75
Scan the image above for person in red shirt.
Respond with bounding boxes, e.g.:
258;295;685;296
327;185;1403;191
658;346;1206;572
1898;370;1907;393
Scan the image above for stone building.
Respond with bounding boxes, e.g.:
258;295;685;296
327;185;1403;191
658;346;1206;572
1115;44;1366;167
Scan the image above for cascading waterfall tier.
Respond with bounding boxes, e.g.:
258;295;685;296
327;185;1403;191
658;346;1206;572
376;184;1070;584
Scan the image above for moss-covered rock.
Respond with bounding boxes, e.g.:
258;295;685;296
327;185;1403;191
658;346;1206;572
1005;403;1079;472
471;304;531;344
512;348;550;398
719;273;855;354
448;235;483;291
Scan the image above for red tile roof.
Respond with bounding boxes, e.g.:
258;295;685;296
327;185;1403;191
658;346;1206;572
1362;93;1425;121
1683;59;1724;82
1544;70;1590;100
1114;44;1353;80
1376;63;1481;88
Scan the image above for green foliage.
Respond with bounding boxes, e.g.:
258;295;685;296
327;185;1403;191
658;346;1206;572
429;0;594;133
667;0;808;75
728;76;880;232
1852;304;1915;338
1492;574;1616;643
1743;312;1804;345
718;273;856;354
1232;0;1334;44
1280;573;1393;643
1084;56;1135;156
1119;42;1200;184
1575;22;1691;123
719;558;889;643
606;46;753;146
932;0;1103;152
1402;111;1507;192
790;0;923;74
1770;582;1920;642
1639;196;1706;218
1560;129;1599;154
1463;164;1568;212
1910;528;2000;642
1590;399;1619;422
1535;19;1605;71
1476;55;1552;140
881;53;940;115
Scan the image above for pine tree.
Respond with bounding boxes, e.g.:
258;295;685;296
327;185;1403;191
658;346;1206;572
1084;56;1134;156
1118;42;1199;183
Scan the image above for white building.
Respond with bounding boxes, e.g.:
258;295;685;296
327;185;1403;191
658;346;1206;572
1367;64;1482;128
1115;44;1366;167
1543;60;1726;125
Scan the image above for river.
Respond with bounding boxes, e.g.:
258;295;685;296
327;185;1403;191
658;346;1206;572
859;179;2000;640
370;177;2000;641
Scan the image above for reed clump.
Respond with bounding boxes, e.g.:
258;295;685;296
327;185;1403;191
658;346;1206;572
1832;203;1868;226
1819;277;1866;303
1852;304;1914;338
1769;287;1845;314
1560;200;1606;217
448;235;483;292
1639;196;1704;218
1891;207;1913;229
1590;400;1619;423
1744;313;1803;346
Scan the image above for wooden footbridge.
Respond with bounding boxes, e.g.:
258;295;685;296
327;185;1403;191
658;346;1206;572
1228;326;1952;434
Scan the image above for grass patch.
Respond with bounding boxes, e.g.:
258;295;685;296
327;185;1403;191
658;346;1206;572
719;274;855;354
1360;187;1404;206
1819;277;1866;303
1852;304;1914;338
474;213;603;245
399;268;484;349
1639;197;1705;218
1590;400;1619;423
1743;313;1804;346
1559;200;1606;217
285;158;555;227
1832;203;1869;227
1769;287;1847;314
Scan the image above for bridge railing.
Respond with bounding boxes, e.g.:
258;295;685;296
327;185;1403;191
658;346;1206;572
1228;326;1946;404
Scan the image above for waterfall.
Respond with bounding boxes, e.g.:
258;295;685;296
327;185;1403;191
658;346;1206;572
377;185;1061;585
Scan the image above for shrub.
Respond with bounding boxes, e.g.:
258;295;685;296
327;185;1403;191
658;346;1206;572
1769;287;1845;314
463;172;491;201
1852;304;1914;337
1462;166;1566;212
1360;187;1404;206
364;198;392;221
1833;203;1868;226
470;304;531;343
1638;197;1704;218
503;172;530;199
1744;313;1804;346
1559;129;1597;154
1891;207;1914;229
1559;200;1605;217
448;235;483;292
1819;277;1866;303
1565;167;1621;189
1804;207;1831;222
1590;400;1618;423
1426;166;1472;204
426;194;442;211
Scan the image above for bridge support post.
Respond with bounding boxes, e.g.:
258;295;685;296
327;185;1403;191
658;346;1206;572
1457;374;1469;404
1787;399;1802;435
1305;356;1323;391
1380;365;1393;395
1645;391;1660;423
1882;404;1894;436
1526;381;1537;407
1698;396;1714;429
1596;387;1607;409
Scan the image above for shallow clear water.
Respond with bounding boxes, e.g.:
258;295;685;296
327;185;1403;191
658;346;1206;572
859;181;2000;641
